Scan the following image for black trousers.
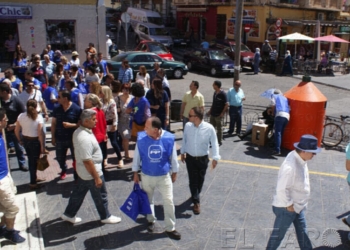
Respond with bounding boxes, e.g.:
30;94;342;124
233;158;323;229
185;154;209;204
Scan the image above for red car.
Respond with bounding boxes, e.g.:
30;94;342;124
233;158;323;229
134;41;174;61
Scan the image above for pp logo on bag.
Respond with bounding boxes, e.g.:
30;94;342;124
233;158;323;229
148;145;162;160
126;198;133;211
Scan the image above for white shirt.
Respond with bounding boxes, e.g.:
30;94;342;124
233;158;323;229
136;73;150;88
272;151;310;214
70;58;80;67
18;90;43;113
17;112;44;137
73;126;103;180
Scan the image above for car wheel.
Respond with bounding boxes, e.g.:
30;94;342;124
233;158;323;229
135;36;140;45
210;67;217;76
187;61;192;70
173;68;183;79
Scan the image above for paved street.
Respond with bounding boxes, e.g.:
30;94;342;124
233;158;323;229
3;48;350;249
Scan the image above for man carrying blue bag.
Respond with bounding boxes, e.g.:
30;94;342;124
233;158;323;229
132;117;181;240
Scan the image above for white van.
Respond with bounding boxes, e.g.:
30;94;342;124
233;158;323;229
134;23;173;48
127;7;163;29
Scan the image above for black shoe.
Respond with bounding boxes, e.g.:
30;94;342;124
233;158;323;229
237;134;243;140
271;151;281;156
8;148;15;154
0;226;6;238
147;222;155;233
4;230;25;244
219;142;222;146
226;130;233;135
342;218;350;228
166;230;181;240
19;165;28;172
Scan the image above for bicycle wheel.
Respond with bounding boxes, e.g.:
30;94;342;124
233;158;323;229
322;123;343;147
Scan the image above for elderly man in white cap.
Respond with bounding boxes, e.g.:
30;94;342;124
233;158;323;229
266;134;321;250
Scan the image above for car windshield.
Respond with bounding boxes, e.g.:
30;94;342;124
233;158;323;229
230;44;251;52
149;28;168;36
148;43;167;53
112;53;128;62
208;50;230;60
148;17;163;26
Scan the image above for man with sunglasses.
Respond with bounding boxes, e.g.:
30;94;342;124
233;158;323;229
181;107;220;215
24;70;42;90
31;59;48;91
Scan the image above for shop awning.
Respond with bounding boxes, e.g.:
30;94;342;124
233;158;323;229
229;17;255;24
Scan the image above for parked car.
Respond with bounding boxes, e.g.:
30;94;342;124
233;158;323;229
183;48;234;76
211;39;255;70
107;51;188;79
168;29;190;47
134;23;173;49
134;41;174;61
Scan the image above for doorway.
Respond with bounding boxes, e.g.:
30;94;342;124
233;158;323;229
0;19;18;64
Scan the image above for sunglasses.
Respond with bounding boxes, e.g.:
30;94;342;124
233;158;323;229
27;85;34;87
189;115;197;118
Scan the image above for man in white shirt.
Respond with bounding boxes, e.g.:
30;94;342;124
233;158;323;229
266;134;321;250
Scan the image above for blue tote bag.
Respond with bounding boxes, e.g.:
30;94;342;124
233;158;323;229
120;183;151;221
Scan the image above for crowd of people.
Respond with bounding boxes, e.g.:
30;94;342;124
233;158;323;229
0;40;342;249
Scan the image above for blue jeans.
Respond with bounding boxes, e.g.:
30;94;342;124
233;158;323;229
107;131;122;161
56;140;75;173
229;106;242;134
63;175;111;220
274;116;289;153
23;138;41;185
266;206;312;250
5;131;26;167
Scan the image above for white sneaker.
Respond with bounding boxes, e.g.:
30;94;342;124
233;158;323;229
101;215;121;224
61;214;82;224
118;160;124;167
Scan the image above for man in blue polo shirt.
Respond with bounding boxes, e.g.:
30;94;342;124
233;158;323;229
97;52;109;82
51;90;82;180
227;80;246;136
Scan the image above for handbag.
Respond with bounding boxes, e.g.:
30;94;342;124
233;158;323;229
37;154;49;171
120;183;151;221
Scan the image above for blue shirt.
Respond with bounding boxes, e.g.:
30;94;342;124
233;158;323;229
33;78;42;90
227;88;245;106
0;134;8;180
118;67;133;84
52;102;82;141
201;41;209;49
0;77;22;90
42;86;58;111
48;50;55;61
181;121;221;161
99;60;108;76
132;130;179;173
13;58;27;73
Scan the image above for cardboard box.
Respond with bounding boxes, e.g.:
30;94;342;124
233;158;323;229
251;123;269;146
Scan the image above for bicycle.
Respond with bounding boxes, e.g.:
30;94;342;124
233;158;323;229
322;115;350;147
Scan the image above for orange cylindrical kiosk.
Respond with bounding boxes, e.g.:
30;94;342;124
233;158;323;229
282;76;327;150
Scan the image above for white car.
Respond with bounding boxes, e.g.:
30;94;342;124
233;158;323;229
134;23;173;49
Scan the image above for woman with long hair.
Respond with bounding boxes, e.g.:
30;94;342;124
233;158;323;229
14;43;24;60
85;65;100;84
118;84;133;160
145;78;170;129
54;63;64;88
100;86;123;167
70;65;83;85
61;56;71;71
111;80;121;100
89;81;101;96
84;94;108;172
15;100;45;190
136;65;150;88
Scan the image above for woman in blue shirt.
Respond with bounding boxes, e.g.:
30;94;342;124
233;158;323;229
12;52;27;83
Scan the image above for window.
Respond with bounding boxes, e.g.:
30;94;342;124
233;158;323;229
45;20;76;54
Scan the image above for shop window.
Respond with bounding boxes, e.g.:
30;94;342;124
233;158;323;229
45;20;76;54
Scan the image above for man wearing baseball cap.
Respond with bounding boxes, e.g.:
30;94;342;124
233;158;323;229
266;134;321;250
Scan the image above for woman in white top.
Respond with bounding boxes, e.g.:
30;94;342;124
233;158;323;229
136;65;150;88
100;86;123;167
15;99;45;190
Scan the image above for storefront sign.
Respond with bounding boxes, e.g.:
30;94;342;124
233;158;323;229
184;12;203;18
0;5;32;19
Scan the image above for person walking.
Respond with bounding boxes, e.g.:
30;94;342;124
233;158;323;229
269;47;278;73
51;90;82;180
100;86;124;168
136;65;150;89
61;109;121;224
181;107;220;214
207;80;228;146
266;134;321;250
133;117;181;240
253;48;261;74
118;59;133;86
261;40;272;63
15;100;45;190
227;80;245;136
180;81;204;130
280;50;293;76
271;89;290;156
0;107;26;243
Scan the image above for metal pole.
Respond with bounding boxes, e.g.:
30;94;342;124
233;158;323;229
125;21;128;51
234;0;244;84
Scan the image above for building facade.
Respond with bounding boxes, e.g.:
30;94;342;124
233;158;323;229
0;0;107;63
